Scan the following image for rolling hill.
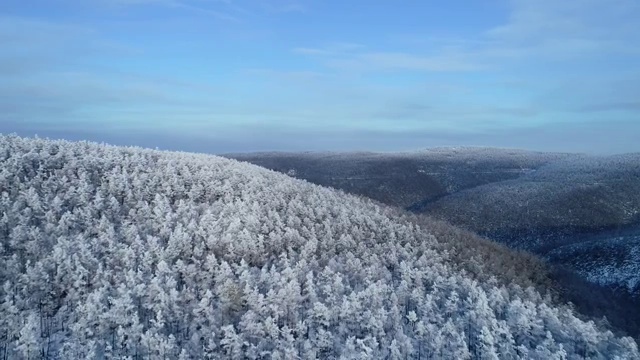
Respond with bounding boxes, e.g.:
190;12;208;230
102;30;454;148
227;149;640;338
227;148;575;209
421;154;640;249
1;135;638;359
421;154;640;297
228;150;640;290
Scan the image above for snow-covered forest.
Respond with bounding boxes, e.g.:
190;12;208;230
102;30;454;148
0;135;638;359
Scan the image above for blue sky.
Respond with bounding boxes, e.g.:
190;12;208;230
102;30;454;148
1;0;639;154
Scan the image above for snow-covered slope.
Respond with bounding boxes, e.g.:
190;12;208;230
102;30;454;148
422;154;640;251
546;230;640;294
0;135;638;359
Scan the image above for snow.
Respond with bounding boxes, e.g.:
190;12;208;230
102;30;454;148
0;135;638;359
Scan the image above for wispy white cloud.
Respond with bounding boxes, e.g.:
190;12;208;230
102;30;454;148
260;1;308;14
101;0;309;20
528;73;640;115
243;68;326;81
0;16;101;78
0;15;225;128
170;2;240;21
484;0;640;58
0;16;93;45
294;44;479;73
576;101;640;113
293;47;330;56
489;0;640;38
329;52;481;72
293;42;365;56
296;0;640;74
99;0;240;21
285;0;640;135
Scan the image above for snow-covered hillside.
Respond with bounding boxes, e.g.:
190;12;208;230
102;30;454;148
0;135;638;359
546;231;640;294
422;153;640;250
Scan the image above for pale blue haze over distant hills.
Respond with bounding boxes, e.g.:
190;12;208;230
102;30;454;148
1;0;639;153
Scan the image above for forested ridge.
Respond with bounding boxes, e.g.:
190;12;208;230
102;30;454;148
1;135;638;359
422;154;640;251
227;150;640;337
226;149;572;210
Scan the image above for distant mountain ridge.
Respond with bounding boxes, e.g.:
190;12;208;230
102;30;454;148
227;148;576;210
422;153;640;241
